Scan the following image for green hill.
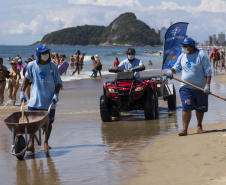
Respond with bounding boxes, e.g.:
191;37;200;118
37;12;160;46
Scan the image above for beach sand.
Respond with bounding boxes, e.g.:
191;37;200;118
1;71;226;184
124;74;226;185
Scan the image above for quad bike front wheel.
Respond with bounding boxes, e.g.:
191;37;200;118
15;135;26;160
144;92;155;120
100;95;112;122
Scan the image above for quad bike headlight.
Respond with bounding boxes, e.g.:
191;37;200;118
134;86;143;91
107;88;116;93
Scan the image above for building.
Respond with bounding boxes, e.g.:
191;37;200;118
203;41;209;46
155;29;160;34
212;34;217;45
160;27;167;43
208;36;212;46
218;32;225;45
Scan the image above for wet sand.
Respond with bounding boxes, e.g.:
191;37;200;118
124;73;226;185
0;72;226;185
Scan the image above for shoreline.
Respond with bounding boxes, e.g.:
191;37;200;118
29;43;163;47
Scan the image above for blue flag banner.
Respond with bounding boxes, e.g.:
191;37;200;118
162;22;189;70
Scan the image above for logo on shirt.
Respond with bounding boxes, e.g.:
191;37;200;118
39;71;46;79
186;61;191;68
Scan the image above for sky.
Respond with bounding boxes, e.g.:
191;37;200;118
1;0;226;45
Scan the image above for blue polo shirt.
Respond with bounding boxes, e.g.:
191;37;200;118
118;58;144;78
25;61;62;109
172;50;212;89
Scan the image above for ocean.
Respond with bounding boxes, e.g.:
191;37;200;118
0;45;164;82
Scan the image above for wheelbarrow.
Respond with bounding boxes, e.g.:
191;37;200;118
4;101;54;160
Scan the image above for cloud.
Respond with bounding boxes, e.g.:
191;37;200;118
68;0;142;8
1;0;226;45
151;0;226;13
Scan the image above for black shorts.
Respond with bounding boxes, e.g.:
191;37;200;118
96;65;102;71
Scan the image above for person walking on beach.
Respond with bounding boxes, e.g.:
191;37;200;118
21;44;62;151
79;52;86;71
114;57;119;67
31;55;35;61
72;50;80;75
53;53;60;67
166;38;212;136
210;48;220;75
69;55;75;69
0;58;10;105
91;56;97;78
8;60;21;106
148;60;153;65
22;58;33;100
17;58;24;72
118;48;144;79
94;54;102;77
220;50;226;73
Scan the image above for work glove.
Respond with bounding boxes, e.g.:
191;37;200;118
51;93;59;103
20;91;27;103
204;84;211;94
166;70;173;80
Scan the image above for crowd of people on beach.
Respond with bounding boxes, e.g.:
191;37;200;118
209;47;226;75
0;56;34;106
0;47;108;106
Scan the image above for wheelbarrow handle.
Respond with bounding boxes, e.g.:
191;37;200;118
21;99;25;124
48;102;55;112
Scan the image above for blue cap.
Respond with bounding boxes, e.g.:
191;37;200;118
36;44;50;63
180;38;197;50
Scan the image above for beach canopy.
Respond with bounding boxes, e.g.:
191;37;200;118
162;22;189;70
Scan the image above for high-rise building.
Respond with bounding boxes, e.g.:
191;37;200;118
218;32;225;45
212;34;217;45
160;27;167;43
208;36;212;46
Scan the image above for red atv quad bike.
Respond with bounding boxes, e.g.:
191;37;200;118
100;66;159;122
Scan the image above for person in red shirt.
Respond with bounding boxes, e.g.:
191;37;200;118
210;48;220;75
114;58;119;67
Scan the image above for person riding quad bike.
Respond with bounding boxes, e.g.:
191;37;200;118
118;48;144;79
100;48;159;122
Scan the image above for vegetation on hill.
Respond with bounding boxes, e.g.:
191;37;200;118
37;12;160;46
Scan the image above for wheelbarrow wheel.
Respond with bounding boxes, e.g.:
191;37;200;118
15;135;26;160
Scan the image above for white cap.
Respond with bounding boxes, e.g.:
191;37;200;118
95;54;99;58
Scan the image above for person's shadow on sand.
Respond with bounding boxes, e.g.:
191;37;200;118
191;129;226;135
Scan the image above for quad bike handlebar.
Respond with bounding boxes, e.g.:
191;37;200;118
108;65;146;73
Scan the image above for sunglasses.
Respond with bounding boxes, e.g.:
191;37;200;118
11;63;16;65
183;44;189;47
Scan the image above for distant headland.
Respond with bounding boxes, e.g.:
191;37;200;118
32;12;160;47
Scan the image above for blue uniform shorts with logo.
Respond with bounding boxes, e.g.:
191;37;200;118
179;87;208;112
28;107;56;124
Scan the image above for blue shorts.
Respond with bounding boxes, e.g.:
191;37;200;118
28;107;56;124
179;87;208;112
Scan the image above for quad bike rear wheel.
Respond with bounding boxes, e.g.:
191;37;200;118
167;85;176;110
100;95;112;122
154;92;159;116
15;135;26;160
144;92;155;120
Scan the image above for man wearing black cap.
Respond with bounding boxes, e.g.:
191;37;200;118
20;44;62;151
118;48;144;79
166;38;212;136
